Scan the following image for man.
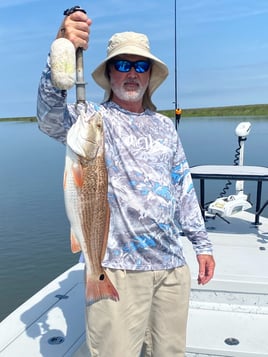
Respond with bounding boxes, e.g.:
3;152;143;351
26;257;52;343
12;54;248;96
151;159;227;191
37;9;215;357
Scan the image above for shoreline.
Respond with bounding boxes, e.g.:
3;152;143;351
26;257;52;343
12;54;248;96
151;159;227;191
1;103;268;122
160;103;268;118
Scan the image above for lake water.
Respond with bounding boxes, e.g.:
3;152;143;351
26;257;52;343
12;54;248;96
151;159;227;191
1;116;268;321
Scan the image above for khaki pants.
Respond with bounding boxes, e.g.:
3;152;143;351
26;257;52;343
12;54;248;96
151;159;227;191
86;265;191;357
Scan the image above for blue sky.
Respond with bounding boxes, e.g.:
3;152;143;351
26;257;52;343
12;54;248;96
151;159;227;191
1;0;268;118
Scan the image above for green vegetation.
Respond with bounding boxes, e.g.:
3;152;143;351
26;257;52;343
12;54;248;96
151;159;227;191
1;104;268;122
0;116;36;122
159;104;268;118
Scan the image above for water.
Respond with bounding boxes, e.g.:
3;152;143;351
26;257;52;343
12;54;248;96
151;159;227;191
0;117;268;321
0;122;77;321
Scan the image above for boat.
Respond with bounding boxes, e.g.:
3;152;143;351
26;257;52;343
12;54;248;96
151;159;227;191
1;120;268;357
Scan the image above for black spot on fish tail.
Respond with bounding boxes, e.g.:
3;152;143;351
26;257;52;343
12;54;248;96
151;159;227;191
99;274;105;281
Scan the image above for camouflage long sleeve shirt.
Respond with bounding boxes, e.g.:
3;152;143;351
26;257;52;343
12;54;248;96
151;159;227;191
37;59;213;270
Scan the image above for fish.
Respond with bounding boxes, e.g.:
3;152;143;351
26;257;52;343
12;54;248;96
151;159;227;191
63;109;119;305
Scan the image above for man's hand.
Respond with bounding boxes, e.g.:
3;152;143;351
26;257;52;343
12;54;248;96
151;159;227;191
57;10;92;50
197;254;215;285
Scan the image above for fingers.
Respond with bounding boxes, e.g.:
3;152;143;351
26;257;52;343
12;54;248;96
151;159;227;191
197;254;215;285
57;11;92;50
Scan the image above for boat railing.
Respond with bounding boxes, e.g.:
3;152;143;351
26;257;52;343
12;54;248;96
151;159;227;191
190;164;268;225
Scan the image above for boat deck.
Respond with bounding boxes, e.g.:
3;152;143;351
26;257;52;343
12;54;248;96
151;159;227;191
183;211;268;357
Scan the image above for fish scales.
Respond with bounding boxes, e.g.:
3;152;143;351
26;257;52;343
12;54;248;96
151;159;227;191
64;110;119;305
80;155;109;273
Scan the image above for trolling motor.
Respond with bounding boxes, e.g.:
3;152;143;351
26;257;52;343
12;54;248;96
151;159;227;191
208;122;252;217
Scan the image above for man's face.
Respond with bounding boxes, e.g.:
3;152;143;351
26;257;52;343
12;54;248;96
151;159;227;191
108;54;151;104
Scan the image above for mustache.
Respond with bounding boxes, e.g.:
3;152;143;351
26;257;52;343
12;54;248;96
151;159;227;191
124;79;140;85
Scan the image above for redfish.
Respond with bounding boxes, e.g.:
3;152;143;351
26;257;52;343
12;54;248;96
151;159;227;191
63;109;119;305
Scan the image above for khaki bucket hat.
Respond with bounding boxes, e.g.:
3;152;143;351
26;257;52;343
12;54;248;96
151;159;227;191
92;31;169;110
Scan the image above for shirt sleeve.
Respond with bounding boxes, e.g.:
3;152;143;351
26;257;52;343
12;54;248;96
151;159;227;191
36;55;77;144
172;131;213;255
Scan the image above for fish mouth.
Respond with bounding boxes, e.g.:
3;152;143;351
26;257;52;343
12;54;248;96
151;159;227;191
80;117;103;144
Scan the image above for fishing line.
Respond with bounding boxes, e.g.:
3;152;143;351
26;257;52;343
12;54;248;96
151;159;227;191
174;0;181;130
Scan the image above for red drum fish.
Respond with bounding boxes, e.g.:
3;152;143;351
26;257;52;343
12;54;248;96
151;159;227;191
63;109;119;305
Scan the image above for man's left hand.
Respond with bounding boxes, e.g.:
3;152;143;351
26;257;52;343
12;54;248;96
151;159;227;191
196;254;215;285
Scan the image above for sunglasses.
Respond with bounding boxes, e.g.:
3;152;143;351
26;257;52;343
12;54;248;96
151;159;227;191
110;59;151;73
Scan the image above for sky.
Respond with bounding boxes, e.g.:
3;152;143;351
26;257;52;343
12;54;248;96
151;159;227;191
1;0;268;118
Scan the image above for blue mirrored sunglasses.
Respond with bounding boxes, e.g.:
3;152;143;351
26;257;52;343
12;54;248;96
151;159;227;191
111;59;151;73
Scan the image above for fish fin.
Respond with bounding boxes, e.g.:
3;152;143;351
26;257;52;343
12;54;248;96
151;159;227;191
72;162;84;187
70;230;81;253
85;270;119;305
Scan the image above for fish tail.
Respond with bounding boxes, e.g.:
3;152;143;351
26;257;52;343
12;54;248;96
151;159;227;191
85;270;119;305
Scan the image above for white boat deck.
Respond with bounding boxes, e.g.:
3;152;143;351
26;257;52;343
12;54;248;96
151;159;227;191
183;211;268;357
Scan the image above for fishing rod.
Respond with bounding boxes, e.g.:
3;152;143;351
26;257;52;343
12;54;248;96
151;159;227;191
174;0;181;130
63;6;87;107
